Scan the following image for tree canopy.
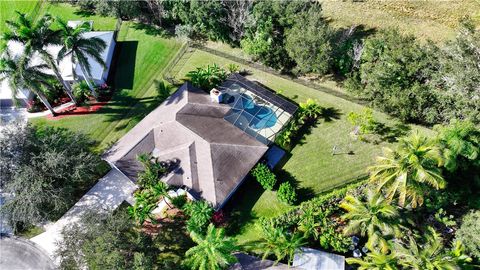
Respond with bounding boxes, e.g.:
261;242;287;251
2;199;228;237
0;123;106;230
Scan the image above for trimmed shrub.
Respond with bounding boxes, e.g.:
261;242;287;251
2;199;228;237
277;182;297;205
455;210;480;259
251;163;276;190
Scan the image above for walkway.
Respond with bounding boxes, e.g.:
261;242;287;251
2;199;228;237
30;168;137;258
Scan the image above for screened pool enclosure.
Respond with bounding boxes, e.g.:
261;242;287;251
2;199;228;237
218;74;297;145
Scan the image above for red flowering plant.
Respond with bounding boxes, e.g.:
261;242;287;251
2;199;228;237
96;83;113;101
26;98;44;113
212;210;227;227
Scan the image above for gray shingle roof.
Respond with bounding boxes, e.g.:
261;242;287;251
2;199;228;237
104;82;269;207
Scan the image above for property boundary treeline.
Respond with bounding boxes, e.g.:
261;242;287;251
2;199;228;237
191;44;369;106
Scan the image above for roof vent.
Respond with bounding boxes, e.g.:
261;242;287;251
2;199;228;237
210;88;223;103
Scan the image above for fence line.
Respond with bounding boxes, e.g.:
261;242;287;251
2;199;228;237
162;41;191;84
191;44;369;106
29;0;44;22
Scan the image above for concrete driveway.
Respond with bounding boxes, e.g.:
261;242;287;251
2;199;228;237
31;168;137;258
0;236;54;270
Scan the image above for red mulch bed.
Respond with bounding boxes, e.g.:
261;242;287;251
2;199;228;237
46;101;108;120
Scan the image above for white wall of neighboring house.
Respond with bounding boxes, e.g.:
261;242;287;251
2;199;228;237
0;27;116;109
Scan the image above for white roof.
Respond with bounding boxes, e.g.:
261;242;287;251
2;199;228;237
4;31;114;82
2;31;114;102
293;248;345;270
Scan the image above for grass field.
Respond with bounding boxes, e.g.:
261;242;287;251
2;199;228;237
1;1;118;33
170;48;433;243
31;21;183;151
0;0;40;33
322;0;480;43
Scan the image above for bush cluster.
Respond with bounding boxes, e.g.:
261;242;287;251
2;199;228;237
251;163;277;190
277;182;297;205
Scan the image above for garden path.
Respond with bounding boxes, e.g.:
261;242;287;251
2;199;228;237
30;167;137;260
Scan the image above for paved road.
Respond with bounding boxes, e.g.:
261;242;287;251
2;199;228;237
0;236;54;270
31;168;137;258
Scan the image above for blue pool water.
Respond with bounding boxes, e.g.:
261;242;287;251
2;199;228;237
226;93;277;129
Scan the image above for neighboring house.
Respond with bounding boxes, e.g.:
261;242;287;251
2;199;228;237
229;253;300;270
0;21;115;108
292;247;345;270
105;74;297;208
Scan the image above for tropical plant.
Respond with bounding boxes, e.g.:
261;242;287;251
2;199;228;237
298;99;322;121
56;18;107;98
226;63;240;74
183;200;214;234
72;80;90;104
256;220;306;266
186;64;227;90
277;182;297;205
3;12;77;104
394;227;471;270
368;132;445;208
127;201;156;225
183;223;238;270
150;181;172;208
347;108;378;135
346;250;398;270
155;80;170;101
251;163;276;190
0;50;58;115
298;206;321;240
434;121;480;173
136;153;166;188
340;189;400;253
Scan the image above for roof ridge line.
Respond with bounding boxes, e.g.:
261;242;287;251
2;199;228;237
210;141;268;149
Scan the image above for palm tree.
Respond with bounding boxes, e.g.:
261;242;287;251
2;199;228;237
150;181;172;208
393;227;464;270
368;132;445;208
434;121;480;172
299;99;322;121
346;250;398;270
340;189;400;253
3;12;77;104
186;64;227;90
298;206;321;240
183;200;214;233
183;223;238;270
56;18;106;98
0;50;58;116
256;221;307;266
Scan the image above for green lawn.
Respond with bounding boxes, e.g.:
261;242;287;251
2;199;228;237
170;49;433;243
322;0;480;43
1;1;118;33
37;2;118;31
31;21;183;151
0;0;40;33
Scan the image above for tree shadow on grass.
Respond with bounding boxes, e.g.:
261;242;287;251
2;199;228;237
320;107;342;122
73;9;96;17
87;90;161;132
275;168;315;205
222;176;262;236
131;22;174;38
372;122;411;143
